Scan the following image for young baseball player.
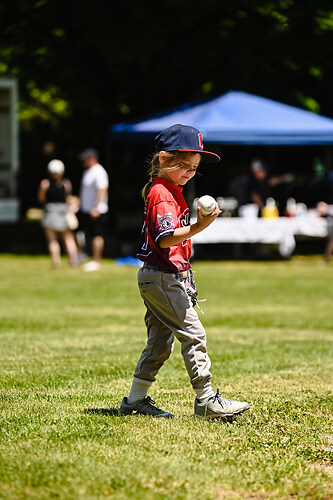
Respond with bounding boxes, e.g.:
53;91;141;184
119;124;250;419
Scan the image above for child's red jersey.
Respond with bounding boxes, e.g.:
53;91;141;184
137;177;191;273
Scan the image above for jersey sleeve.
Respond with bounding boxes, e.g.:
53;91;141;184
148;198;178;244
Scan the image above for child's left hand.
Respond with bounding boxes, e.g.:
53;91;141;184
196;203;221;230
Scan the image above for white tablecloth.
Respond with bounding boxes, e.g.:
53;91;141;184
191;216;328;257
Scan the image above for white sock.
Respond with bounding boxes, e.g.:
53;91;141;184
127;376;152;404
195;385;215;401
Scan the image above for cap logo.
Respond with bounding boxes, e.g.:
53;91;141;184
198;133;204;150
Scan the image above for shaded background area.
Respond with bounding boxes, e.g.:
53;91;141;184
1;0;333;256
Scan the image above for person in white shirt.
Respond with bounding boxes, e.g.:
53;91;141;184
78;148;109;271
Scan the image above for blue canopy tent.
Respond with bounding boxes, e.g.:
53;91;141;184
108;92;333;256
110;91;333;145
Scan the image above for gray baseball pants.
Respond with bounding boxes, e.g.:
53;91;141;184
134;264;212;390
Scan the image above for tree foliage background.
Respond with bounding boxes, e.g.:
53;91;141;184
1;0;333;215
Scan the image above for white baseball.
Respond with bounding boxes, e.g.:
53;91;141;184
198;195;216;216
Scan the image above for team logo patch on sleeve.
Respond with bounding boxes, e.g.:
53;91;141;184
157;212;173;230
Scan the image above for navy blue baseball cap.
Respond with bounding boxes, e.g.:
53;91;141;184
155;124;220;162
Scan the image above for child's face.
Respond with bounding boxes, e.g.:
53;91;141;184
159;152;201;185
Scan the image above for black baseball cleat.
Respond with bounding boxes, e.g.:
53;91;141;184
119;396;174;418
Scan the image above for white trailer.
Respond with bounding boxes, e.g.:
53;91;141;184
0;77;19;222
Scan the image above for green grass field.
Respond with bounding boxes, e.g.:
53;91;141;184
0;254;332;499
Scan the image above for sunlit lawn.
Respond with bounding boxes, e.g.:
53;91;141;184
0;254;332;499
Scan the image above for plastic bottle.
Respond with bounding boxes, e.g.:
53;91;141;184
262;197;279;218
284;197;297;217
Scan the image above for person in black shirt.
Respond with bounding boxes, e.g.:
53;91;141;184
249;158;294;215
38;159;78;268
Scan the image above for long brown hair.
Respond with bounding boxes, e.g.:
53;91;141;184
141;151;190;201
141;153;160;201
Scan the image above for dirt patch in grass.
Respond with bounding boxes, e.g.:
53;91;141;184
214;488;269;499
